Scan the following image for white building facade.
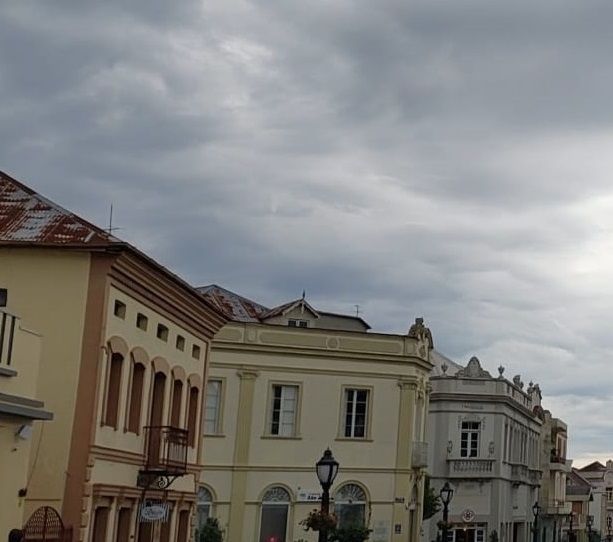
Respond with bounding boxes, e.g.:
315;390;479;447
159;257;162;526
425;357;543;542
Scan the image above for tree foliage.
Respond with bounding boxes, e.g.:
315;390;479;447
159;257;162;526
423;476;442;520
198;517;224;542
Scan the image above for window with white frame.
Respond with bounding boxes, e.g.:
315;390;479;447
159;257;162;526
343;388;369;438
334;484;367;529
259;486;291;542
203;380;222;434
288;319;308;328
460;421;480;458
270;385;299;436
195;486;213;541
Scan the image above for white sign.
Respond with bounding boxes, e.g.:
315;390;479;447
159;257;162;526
297;490;323;503
372;520;390;542
139;502;170;523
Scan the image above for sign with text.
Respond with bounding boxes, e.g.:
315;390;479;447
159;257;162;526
139;501;170;523
297;490;323;503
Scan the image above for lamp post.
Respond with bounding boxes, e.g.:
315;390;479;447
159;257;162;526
316;448;339;542
606;516;612;542
568;512;574;542
532;502;541;542
439;482;454;542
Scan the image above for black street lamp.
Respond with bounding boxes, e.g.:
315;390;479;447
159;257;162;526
439;482;454;542
316;448;340;542
532;502;541;542
568;512;575;542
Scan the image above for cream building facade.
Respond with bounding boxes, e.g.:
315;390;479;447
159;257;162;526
425;357;544;542
0;289;53;538
0;171;227;541
198;285;435;542
537;413;573;542
577;460;613;540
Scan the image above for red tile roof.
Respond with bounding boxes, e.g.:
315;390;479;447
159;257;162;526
0;170;116;246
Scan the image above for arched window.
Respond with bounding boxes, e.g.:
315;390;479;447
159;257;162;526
187;386;199;447
334;483;367;529
195;487;213;540
127;361;145;433
259;486;291;542
104;353;123;428
170;378;183;428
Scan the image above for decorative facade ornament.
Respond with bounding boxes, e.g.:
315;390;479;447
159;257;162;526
456;356;492;379
489;441;495;456
408;317;434;349
498;365;505;378
335;483;367;503
441;363;448;375
512;375;524;389
262;486;291;503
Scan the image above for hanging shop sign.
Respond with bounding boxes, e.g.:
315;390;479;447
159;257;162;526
139;501;170;523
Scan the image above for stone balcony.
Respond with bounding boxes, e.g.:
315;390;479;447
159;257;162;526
447;458;496;478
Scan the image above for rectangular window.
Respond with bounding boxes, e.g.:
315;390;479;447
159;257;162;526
114;300;126;319
192;344;201;359
204;379;222;434
176;335;185;351
607;487;613;502
136;313;148;331
288;319;308;328
460;421;480;458
156;324;169;341
270;384;299;436
344;388;369;438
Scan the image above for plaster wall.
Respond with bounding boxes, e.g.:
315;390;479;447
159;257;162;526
0;248;90;518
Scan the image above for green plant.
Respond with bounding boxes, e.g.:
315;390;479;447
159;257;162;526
198;517;224;542
423;477;442;520
329;526;372;542
300;509;338;532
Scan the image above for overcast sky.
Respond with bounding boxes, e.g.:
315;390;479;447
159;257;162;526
2;1;613;466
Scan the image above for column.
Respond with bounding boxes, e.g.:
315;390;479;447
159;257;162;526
226;369;259;542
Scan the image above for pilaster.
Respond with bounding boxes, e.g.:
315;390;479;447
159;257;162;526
227;369;259;541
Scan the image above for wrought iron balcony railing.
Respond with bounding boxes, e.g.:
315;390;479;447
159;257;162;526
143;425;188;475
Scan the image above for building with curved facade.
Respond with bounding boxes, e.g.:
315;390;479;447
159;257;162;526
0;170;228;541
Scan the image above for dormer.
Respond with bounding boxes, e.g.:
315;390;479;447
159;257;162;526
260;297;320;328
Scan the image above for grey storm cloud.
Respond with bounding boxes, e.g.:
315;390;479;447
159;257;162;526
2;0;613;463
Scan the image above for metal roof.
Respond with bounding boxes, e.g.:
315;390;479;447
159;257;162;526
0;170;117;245
198;284;370;328
198;285;268;322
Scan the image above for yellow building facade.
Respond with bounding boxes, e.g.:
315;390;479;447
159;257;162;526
0;290;53;539
198;285;434;542
0;171;227;541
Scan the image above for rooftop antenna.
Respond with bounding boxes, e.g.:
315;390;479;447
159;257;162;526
107;204;122;235
354;304;361;317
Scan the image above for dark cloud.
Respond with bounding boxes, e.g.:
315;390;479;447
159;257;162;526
2;0;613;463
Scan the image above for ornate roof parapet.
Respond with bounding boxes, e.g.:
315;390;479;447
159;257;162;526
456;356;492;379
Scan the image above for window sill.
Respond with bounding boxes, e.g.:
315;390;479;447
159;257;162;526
204;433;226;438
335;437;373;442
261;435;302;440
0;367;17;377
